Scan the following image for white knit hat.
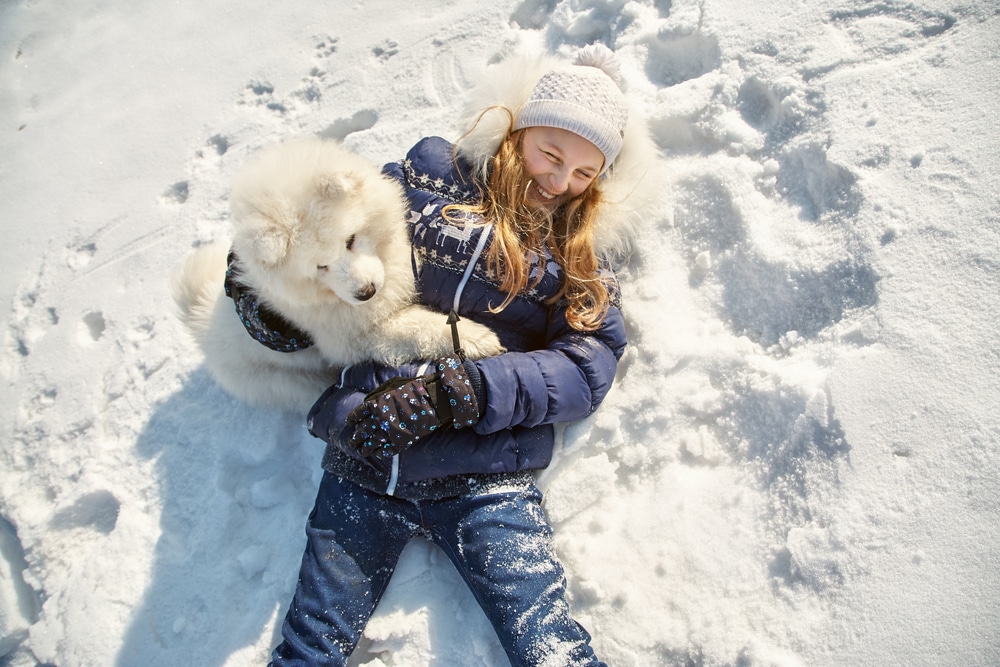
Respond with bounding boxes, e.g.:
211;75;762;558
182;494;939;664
513;44;628;172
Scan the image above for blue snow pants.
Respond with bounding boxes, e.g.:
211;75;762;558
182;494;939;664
270;472;606;667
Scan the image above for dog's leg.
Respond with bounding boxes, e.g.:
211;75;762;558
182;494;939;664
370;305;503;364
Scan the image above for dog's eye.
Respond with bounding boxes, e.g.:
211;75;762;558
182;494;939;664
346;234;355;251
317;265;329;271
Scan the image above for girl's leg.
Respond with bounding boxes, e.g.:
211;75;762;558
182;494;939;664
424;484;607;667
271;473;418;667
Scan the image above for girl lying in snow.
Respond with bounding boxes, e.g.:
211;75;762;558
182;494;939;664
258;44;659;666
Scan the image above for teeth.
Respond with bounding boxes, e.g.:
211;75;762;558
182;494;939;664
536;183;556;200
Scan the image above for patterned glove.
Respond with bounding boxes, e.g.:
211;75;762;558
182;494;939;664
345;356;481;461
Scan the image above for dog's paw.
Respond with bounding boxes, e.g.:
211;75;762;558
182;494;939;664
456;320;504;360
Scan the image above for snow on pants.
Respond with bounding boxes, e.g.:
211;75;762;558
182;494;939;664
270;471;607;667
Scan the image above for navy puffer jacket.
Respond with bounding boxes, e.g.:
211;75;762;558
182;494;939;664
308;136;628;499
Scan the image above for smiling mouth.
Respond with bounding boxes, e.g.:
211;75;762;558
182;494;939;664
533;182;558;202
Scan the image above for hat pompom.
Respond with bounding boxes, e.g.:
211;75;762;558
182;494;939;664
574;44;623;87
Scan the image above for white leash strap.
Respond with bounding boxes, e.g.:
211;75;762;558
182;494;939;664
385;360;432;497
388;223;492;497
453;223;493;312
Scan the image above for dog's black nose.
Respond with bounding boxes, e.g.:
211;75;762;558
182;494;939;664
354;284;376;302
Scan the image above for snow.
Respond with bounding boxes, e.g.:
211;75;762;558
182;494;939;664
1;0;998;665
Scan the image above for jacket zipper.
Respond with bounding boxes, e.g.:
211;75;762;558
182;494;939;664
387;222;494;496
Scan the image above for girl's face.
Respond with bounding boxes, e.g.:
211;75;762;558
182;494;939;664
520;126;605;208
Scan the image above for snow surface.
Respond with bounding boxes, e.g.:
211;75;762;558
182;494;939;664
1;0;999;665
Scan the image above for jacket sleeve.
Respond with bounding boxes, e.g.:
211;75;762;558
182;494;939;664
471;301;627;434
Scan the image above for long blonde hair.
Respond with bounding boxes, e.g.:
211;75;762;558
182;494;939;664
446;115;612;331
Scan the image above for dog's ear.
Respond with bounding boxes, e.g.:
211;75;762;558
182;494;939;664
316;171;363;201
231;197;295;267
252;226;292;266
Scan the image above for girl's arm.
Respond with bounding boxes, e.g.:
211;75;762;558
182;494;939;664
471;300;627;434
307;301;626;446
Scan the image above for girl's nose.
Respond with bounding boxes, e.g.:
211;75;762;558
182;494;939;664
548;168;570;194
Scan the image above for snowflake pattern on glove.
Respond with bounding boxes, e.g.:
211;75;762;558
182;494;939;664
345;355;480;461
436;356;478;427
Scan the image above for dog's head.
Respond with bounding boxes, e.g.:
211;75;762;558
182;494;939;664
229;138;410;309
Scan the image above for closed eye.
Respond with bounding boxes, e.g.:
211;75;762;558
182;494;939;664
346;234;355;251
317;264;329;271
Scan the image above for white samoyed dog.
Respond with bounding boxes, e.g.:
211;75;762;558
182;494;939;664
172;136;503;413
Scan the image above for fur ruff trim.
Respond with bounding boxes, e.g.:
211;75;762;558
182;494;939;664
454;52;663;261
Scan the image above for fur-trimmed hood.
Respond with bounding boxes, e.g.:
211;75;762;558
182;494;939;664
453;51;663;261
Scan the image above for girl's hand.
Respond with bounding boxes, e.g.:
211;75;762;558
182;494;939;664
345;356;480;460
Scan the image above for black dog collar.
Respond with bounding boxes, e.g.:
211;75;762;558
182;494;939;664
223;250;315;353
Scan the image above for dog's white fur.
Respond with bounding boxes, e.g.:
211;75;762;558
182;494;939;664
172;136;502;413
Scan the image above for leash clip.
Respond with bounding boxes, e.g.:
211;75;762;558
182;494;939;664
446;309;467;362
